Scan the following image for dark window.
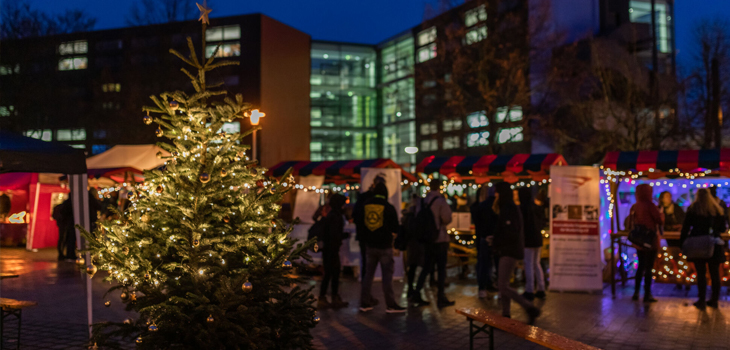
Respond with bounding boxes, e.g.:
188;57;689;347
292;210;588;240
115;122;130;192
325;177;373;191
131;37;160;49
96;40;123;51
93;130;107;139
224;75;240;86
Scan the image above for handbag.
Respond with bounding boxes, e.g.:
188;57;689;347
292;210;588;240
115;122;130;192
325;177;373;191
627;211;655;250
682;218;716;260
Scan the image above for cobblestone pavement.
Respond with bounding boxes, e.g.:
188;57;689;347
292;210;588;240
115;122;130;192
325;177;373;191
2;247;730;349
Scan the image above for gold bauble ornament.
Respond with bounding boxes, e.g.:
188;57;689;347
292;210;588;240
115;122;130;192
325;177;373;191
242;281;253;293
75;256;85;266
104;300;111;307
120;292;129;301
122;247;130;255
141;214;149;223
207;314;214;323
156;127;164;137
269;187;276;194
144;273;151;280
313;243;319;252
143;115;153;125
199;173;210;183
220;168;228;177
313;315;320;324
192;239;200;247
156;151;163;159
148;324;158;332
156;185;163;194
86;265;98;277
169;101;179;110
283;260;292;269
136;336;143;344
123;318;132;324
223;216;230;223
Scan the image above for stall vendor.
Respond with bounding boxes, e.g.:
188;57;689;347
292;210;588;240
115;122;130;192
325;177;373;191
658;191;685;233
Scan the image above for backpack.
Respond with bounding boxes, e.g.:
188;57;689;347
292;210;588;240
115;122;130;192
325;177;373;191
415;197;440;243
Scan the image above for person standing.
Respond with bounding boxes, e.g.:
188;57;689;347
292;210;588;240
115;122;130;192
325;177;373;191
0;192;11;222
358;183;405;313
471;186;498;298
52;196;73;260
318;194;349;309
353;176;385;282
411;185;455;308
493;182;540;324
680;188;727;309
403;194;424;298
628;184;664;302
657;191;687;290
519;188;546;301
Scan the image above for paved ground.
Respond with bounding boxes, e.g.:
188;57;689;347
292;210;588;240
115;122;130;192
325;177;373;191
2;247;730;349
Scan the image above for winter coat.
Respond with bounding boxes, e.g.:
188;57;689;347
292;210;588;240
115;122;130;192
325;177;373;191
353;190;374;241
629;184;663;250
658;203;685;230
471;197;496;239
680;208;728;263
416;191;453;243
521;202;544;248
493;202;524;260
361;194;399;249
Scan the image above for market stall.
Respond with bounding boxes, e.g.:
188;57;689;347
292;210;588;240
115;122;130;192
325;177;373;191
86;144;168;183
603;149;730;296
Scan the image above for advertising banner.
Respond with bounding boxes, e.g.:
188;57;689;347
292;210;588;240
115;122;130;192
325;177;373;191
549;166;603;292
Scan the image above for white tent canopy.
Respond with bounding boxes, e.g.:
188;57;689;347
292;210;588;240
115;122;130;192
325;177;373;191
87;144;169;172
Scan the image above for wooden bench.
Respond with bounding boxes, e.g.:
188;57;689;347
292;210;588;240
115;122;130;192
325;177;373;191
1;298;37;350
456;308;600;350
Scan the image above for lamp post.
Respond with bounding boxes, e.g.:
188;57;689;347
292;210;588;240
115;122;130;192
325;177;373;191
247;109;265;161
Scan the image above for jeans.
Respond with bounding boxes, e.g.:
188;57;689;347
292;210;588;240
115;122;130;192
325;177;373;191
476;237;495;290
360;247;397;308
695;260;721;302
415;242;449;298
319;247;341;298
498;256;534;317
634;249;656;296
359;241;368;279
523;247;545;293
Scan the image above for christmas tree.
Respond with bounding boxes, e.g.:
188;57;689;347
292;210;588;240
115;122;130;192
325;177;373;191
82;6;317;348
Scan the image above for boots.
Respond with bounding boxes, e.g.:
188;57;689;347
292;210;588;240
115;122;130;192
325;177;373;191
330;295;349;309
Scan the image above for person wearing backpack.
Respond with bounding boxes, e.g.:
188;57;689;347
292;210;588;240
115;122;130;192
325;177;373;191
317;194;349;309
411;186;455;308
358;183;406;313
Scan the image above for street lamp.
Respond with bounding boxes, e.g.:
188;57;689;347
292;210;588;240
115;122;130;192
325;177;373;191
246;109;265;161
404;146;418;154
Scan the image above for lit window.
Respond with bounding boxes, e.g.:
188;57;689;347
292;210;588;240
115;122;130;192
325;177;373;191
629;1;670;53
420;139;438;152
465;5;488;27
443;135;460;149
68;144;86;149
56;129;86;141
495;106;523;123
443;119;462;132
467;131;490;147
0;64;20;75
59;57;87;71
206;43;241;58
497;127;523;144
0;106;14;117
417;43;437;63
24;130;52;142
467;111;489;128
423;80;437;88
102;83;121;92
310;142;323;152
420;122;437;135
206;25;241;41
465;26;488;45
58;40;87;55
220;122;240;134
418;27;437;46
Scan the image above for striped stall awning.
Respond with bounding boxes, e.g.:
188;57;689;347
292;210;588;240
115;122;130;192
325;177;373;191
602;149;730;173
416;153;567;178
267;158;417;183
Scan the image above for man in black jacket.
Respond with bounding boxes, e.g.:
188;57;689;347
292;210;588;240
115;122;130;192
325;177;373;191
353;175;385;300
471;186;498;298
359;182;405;313
318;194;349;309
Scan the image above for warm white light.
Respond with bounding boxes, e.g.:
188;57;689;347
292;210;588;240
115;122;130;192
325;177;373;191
248;109;265;125
404;146;419;154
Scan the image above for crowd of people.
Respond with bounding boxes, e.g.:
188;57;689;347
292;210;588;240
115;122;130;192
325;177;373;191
312;177;548;324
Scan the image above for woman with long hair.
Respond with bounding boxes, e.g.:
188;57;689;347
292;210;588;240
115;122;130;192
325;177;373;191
680;188;728;309
492;182;540;324
628;184;664;302
518;187;546;301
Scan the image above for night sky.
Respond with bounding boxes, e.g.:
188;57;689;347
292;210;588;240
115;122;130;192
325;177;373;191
26;0;730;68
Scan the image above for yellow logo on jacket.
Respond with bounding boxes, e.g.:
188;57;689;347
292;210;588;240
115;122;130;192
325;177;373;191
364;204;384;232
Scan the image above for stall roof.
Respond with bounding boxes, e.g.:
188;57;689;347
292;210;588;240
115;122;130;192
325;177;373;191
416;153;567;178
0;130;86;174
86;144;168;179
602;149;730;173
267;159;417;183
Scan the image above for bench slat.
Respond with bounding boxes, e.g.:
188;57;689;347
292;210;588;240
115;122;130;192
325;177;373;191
0;298;38;310
457;308;600;350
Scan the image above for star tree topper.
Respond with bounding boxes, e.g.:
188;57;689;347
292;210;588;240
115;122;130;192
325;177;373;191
197;1;212;25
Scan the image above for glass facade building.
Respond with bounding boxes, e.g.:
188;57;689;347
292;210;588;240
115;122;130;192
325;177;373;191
310;43;378;161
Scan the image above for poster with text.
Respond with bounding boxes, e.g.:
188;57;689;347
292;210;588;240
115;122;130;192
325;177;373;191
549;165;603;292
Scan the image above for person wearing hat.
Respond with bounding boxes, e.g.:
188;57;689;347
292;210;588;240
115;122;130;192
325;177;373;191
352;175;386;303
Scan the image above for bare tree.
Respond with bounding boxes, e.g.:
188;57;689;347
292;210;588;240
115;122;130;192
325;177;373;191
0;0;96;39
126;0;199;26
